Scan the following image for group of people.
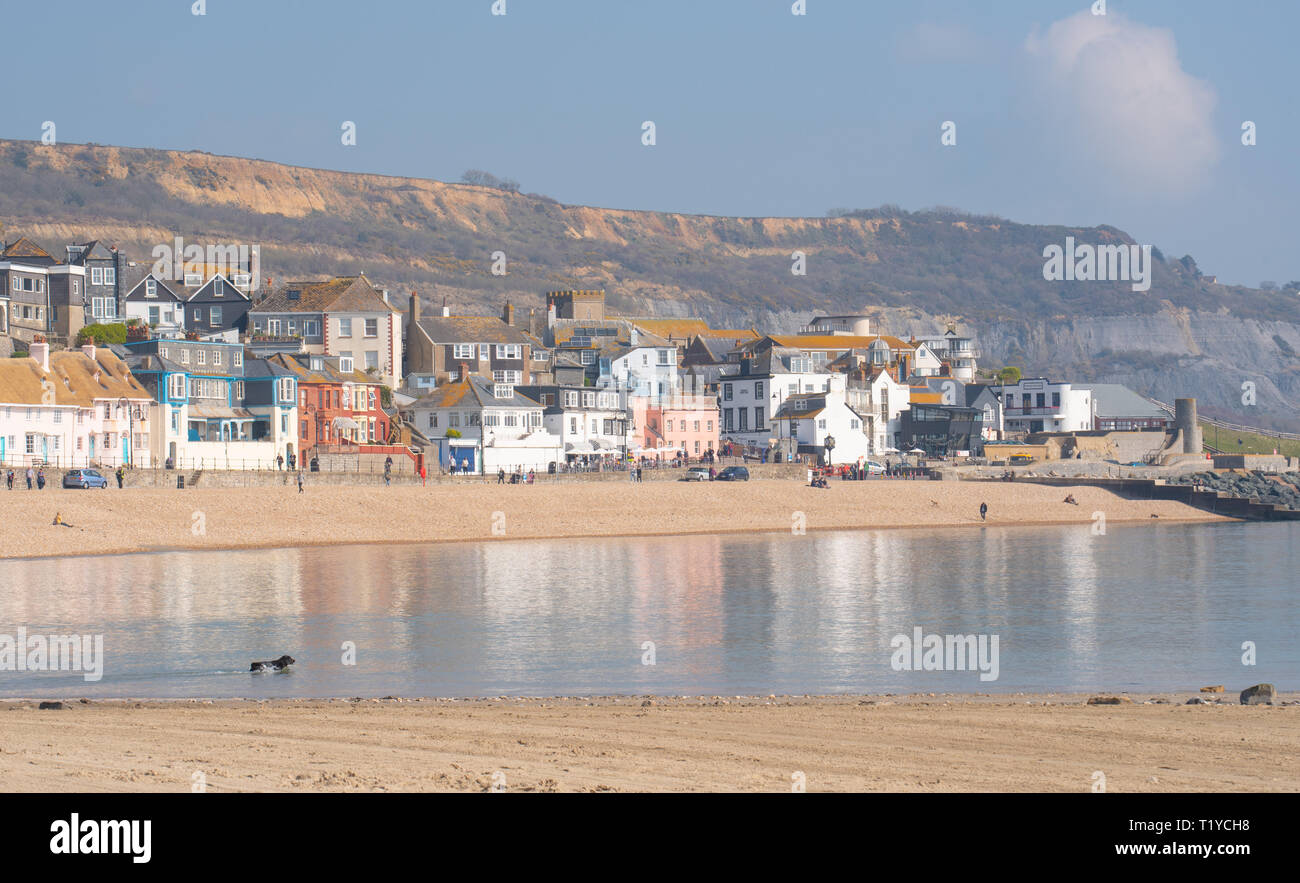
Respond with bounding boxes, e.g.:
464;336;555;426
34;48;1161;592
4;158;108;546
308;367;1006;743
496;467;536;485
809;473;831;489
6;467;45;490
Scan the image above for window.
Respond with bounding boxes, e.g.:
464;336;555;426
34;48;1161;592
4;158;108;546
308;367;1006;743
723;383;733;401
1052;392;1061;408
148;306;160;325
364;318;378;338
339;318;353;337
184;272;202;286
213;350;222;367
694;420;700;432
145;279;158;298
452;343;474;360
287;321;297;336
339;357;353;373
427;413;438;429
755;381;764;398
582;392;595;408
214;279;224;296
193;308;202;321
104;268;115;285
278;378;294;401
168;375;186;399
209;306;222;326
91;268;103;285
724;409;733;432
738;409;748;431
707;420;713;432
233;350;242;368
235;381;244;399
495;344;520;359
304;320;319;337
754;408;763;429
267;319;281;336
196;349;206;366
564;391;578;408
658;349;671;366
569;416;578;434
818;419;827;430
52;410;61;424
492;370;521;384
365;351;379;370
449;413;461;428
580;350;595;365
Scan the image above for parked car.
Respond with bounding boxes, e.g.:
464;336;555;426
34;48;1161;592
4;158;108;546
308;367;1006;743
716;465;750;481
683;467;710;481
865;460;886;475
1008;454;1037;465
1125;461;1147;467
63;468;108;489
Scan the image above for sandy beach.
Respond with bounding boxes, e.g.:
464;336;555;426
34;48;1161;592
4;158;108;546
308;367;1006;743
0;478;1228;560
2;693;1295;792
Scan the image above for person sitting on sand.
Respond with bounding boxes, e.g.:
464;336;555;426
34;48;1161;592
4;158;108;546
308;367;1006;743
1063;494;1078;505
52;512;71;527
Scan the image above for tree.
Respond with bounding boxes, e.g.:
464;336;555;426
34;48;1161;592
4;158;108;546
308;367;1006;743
76;323;128;346
1260;281;1279;291
997;366;1022;385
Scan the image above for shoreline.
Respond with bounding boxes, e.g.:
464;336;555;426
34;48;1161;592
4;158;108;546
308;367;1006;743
0;480;1235;561
4;692;1294;792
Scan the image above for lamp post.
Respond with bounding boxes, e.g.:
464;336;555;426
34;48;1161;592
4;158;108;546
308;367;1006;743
824;433;836;467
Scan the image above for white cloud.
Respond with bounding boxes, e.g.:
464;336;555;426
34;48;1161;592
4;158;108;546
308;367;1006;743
1024;11;1219;193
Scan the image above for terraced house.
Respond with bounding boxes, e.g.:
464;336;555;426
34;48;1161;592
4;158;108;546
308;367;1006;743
266;352;391;456
0;341;152;468
405;293;534;386
249;275;403;388
0;237;85;344
122;338;297;469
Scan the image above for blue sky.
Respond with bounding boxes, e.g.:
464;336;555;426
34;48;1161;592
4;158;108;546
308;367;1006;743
3;0;1295;286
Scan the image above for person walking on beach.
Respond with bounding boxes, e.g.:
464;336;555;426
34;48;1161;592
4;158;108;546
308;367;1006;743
5;470;12;490
36;468;46;490
498;467;506;485
979;501;988;521
276;453;284;471
297;471;304;494
115;466;125;489
26;467;34;490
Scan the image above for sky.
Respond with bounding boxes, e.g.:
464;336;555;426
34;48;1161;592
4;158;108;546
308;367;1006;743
2;0;1296;287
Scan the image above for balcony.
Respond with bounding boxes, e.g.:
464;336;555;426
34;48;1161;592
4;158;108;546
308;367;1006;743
1004;406;1061;417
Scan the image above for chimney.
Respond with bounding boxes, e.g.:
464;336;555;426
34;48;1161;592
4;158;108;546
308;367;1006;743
502;301;515;326
547;302;556;329
409;291;420;325
30;341;50;372
80;343;97;363
380;289;389;304
441;296;450;318
528;307;537;337
458;362;470;381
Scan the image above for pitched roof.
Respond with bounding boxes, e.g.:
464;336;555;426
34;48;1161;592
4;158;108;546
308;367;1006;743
65;241;116;264
0;348;150;407
416;315;531;346
1073;383;1168;418
411;375;541;410
254;275;397;314
266;352;375;385
2;237;58;264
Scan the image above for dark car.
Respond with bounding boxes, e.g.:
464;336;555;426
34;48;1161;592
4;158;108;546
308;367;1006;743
63;468;109;489
715;465;750;481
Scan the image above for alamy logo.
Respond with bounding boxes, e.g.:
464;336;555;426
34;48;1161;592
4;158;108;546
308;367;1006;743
1042;236;1152;292
50;814;150;864
151;236;260;291
0;628;104;681
890;627;999;681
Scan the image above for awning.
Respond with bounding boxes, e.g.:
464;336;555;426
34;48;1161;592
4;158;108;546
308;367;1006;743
188;404;255;420
332;416;361;431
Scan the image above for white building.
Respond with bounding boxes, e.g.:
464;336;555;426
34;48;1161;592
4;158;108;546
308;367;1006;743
597;343;679;398
0;342;153;468
517;384;630;463
772;387;871;467
719;348;838;450
917;325;979;382
409;375;560;474
996;378;1093;434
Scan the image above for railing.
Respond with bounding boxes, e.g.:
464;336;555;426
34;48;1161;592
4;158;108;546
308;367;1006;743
1147;397;1300;442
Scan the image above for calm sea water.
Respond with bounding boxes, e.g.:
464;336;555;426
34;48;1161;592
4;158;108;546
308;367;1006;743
0;522;1295;698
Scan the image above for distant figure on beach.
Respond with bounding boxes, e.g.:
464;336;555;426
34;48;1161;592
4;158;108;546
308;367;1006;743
52;512;71;527
36;468;45;490
979;501;988;521
297;471;304;494
384;456;393;486
26;468;33;490
250;655;295;673
498;467;506;485
276;453;284;471
1063;494;1078;505
5;470;12;490
115;466;125;489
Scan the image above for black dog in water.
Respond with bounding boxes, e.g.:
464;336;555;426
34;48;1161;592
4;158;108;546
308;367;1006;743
250;655;296;673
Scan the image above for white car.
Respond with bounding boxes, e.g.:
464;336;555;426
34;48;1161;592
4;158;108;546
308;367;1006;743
864;461;885;475
683;467;710;481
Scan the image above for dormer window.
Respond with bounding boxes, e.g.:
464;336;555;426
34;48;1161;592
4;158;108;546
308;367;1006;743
493;384;513;399
232;274;250;290
184;272;202;287
339;357;354;373
311;358;323;371
214;278;224;296
145;279;157;298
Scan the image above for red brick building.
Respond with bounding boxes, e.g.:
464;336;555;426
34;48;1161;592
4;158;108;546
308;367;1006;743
267;353;391;454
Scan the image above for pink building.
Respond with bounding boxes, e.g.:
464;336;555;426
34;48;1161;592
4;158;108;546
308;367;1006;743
631;393;719;461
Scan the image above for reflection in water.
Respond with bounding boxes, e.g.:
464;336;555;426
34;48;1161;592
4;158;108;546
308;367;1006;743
0;522;1295;698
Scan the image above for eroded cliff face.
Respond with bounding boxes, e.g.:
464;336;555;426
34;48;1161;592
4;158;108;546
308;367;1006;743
3;141;1298;429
